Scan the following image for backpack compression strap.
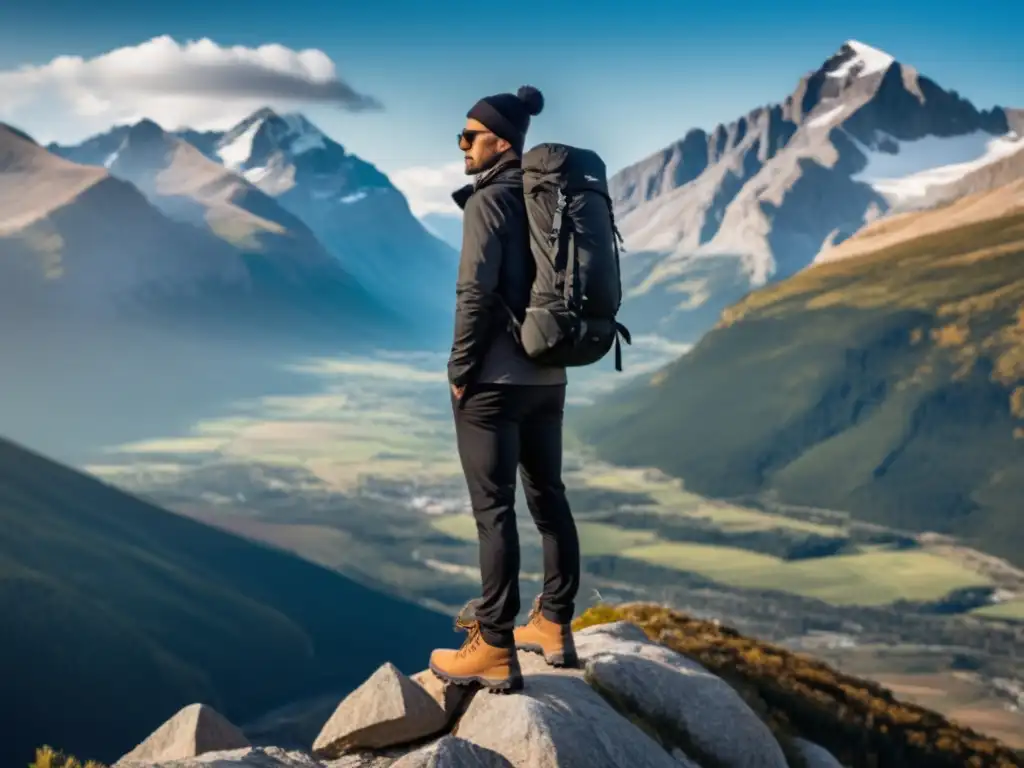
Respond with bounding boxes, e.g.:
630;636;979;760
548;189;568;247
613;322;632;372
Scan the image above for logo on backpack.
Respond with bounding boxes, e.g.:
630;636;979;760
502;143;632;371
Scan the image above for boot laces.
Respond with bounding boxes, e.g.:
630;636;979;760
453;598;483;658
456;622;482;658
528;596;545;627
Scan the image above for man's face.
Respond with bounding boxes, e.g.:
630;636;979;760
458;118;509;175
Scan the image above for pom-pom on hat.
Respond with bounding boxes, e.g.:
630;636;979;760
467;85;544;155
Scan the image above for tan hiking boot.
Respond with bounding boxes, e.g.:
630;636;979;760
429;601;523;693
514;596;579;668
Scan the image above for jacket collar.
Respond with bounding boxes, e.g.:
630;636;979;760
452;151;521;211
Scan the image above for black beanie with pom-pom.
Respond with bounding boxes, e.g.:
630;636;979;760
467;85;544;155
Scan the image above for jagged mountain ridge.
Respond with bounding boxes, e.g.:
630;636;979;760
92;118;356;275
611;40;1024;342
206;107;458;320
52;109;458;323
2;123;402;345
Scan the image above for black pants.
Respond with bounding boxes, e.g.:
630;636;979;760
452;383;580;648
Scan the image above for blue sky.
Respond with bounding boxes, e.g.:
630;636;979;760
2;0;1021;209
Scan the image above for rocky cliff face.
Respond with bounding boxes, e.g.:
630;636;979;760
610;40;1023;343
94;604;1021;768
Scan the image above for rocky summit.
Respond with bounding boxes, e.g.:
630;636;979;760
108;620;809;768
97;603;1023;768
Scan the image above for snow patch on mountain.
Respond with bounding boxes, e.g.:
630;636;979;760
807;105;848;129
339;190;367;204
853;130;1024;206
242;166;271;184
218;119;261;170
830;40;895;79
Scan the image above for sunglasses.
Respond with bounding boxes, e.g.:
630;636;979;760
457;129;492;148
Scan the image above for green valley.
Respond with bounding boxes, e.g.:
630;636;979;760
574;194;1024;567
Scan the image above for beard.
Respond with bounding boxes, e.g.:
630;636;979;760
464;148;503;176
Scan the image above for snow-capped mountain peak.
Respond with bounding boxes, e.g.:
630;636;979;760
606;39;1021;344
278;112;326;153
215;107;330;171
172;108;457;321
827;40;895;80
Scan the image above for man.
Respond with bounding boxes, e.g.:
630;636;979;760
428;86;581;693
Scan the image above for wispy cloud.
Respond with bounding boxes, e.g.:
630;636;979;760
390;161;467;217
0;35;381;143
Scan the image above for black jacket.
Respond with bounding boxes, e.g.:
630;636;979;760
447;152;564;389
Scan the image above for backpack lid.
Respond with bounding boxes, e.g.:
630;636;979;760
522;143;610;198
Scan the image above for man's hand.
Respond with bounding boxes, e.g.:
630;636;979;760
451;382;466;401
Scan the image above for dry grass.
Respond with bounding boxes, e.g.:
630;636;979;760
29;746;105;768
573;603;1023;768
1011;388;1024;419
933;324;970;348
716;210;1024;432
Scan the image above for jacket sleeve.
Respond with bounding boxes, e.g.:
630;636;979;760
447;190;506;388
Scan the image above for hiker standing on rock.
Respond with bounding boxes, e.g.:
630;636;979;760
429;86;581;692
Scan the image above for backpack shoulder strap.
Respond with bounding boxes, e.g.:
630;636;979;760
548;188;569;246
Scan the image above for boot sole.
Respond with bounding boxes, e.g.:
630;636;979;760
516;642;580;669
428;662;524;694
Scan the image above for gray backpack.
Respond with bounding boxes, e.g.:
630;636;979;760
505;143;632;371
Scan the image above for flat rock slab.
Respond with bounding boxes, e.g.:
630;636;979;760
314;663;448;758
116;704;251;765
390;736;513;768
453;662;680;768
576;622;788;768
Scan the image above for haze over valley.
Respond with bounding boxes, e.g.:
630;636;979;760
2;24;1023;767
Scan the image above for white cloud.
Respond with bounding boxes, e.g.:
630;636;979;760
0;35;380;144
390;161;468;217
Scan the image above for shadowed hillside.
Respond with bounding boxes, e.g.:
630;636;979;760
575;191;1024;566
0;436;453;768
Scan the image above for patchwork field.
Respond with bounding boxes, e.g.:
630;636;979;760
974;599;1024;621
620;543;989;605
575;465;847;536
